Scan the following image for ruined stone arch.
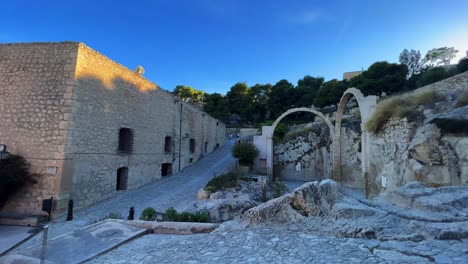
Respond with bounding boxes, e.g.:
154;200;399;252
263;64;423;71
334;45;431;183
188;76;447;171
334;88;377;194
265;107;336;179
271;107;335;138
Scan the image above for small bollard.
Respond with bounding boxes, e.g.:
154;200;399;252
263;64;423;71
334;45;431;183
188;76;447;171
66;199;74;221
40;225;49;264
128;207;135;220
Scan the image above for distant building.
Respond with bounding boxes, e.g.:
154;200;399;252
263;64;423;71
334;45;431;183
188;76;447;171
343;71;363;81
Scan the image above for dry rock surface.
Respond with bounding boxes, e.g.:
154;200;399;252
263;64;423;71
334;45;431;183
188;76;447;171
242;180;468;242
185;181;263;222
85;179;468;264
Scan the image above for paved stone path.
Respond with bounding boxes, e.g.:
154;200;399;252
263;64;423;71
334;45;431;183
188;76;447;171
2;220;146;264
14;141;236;249
86;227;468;264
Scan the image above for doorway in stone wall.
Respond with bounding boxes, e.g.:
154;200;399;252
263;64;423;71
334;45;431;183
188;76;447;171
161;163;172;177
116;167;128;190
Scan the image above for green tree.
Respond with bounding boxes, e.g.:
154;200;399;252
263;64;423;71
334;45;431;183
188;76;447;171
350;61;406;95
295;75;324;107
242;83;272;125
226;82;250;116
173;85;205;102
423;47;459;67
203;93;229;122
313;79;348;108
267;79;294;119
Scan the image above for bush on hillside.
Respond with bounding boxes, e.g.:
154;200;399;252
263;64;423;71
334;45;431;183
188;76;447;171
416;67;457;87
232;142;259;165
457;58;468;73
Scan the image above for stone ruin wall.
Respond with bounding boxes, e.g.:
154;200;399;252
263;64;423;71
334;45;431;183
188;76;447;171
274;72;468;195
274;120;361;184
367;72;468;195
368;118;468;195
0;42;79;214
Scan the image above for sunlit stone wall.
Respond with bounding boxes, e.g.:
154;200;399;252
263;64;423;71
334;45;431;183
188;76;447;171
0;42;226;216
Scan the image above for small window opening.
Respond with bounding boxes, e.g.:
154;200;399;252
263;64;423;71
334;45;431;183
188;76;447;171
216;122;219;126
161;163;172;177
164;136;172;153
116;167;128;190
204;142;208;153
216;143;220;149
190;138;196;153
118;128;133;154
189;158;193;163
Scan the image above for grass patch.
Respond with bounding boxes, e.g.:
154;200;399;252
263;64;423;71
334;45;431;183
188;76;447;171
365;90;443;133
204;172;240;192
455;90;468;107
281;126;315;143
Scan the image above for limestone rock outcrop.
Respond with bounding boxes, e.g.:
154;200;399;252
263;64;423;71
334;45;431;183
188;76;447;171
243;180;338;225
187;182;263;222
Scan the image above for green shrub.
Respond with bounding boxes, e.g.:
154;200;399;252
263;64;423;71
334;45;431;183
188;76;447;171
0;155;37;208
455;90;468;107
162;207;210;222
457;58;468;73
417;67;457;87
140;207;157;221
232;142;259;165
270;182;288;198
204;172;239;192
193;212;210;222
365;90;443;133
162;207;178;221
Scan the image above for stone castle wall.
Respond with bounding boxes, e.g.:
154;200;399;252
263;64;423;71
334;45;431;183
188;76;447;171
0;42;226;215
64;43;225;209
0;42;79;214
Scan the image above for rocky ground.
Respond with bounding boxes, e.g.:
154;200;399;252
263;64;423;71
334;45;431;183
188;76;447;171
86;226;467;264
85;180;468;263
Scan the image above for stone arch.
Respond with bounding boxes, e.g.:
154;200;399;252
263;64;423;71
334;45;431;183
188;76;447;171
334;88;377;195
264;107;335;180
271;107;335;138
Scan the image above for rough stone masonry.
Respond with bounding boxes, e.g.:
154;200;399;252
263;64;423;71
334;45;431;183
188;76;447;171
0;42;226;217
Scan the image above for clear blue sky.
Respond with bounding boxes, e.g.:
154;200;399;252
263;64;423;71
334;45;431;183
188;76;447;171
1;0;467;94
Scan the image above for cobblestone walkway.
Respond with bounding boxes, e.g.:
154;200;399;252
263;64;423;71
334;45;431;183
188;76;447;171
86;227;468;264
15;141;236;249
